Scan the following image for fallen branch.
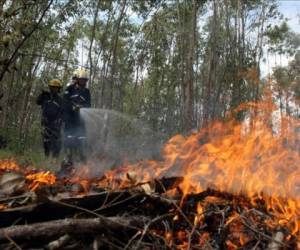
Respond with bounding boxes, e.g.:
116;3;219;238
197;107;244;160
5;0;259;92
0;216;145;243
0;190;175;227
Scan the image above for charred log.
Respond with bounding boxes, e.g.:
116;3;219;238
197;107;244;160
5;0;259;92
0;174;298;249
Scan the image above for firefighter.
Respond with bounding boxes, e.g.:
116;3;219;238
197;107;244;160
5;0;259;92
36;79;63;158
63;68;91;164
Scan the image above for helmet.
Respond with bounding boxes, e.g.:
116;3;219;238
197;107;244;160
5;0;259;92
48;79;62;87
77;68;88;80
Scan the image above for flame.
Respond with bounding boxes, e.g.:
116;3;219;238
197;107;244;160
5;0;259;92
0;204;7;210
0;160;57;192
69;164;91;193
0;92;300;243
98;100;300;238
165;231;173;246
194;202;204;225
26;171;56;191
226;240;238;250
0;160;20;172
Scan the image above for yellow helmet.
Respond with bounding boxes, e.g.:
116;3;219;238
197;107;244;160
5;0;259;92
77;68;88;80
48;79;62;87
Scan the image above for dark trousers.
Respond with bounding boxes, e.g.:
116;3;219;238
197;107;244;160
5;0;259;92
64;135;86;163
64;120;87;163
43;126;61;158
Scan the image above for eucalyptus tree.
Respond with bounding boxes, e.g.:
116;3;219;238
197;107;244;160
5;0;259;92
0;0;294;153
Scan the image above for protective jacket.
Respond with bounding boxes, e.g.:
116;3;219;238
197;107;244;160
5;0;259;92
63;84;91;163
37;91;63;126
36;91;63;157
63;84;91;134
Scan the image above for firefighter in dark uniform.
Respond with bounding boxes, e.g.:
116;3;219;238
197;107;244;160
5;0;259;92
63;68;91;163
36;79;63;158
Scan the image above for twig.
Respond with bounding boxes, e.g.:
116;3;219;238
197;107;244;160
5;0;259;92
240;216;287;248
47;234;71;250
94;192;139;212
124;231;141;250
97;235;125;250
223;208;287;248
0;193;31;203
97;189;110;209
252;240;261;250
99;190;129;210
92;236;99;250
49;199;140;231
187;220;198;250
49;199;104;218
171;197;195;229
133;213;171;250
3;230;22;250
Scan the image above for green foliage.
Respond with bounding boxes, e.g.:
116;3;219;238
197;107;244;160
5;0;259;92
273;66;291;90
266;21;300;56
0;0;299;156
265;22;289;44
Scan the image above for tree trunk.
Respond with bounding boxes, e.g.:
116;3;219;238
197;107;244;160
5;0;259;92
254;2;266;101
182;0;198;132
108;0;127;109
203;0;217;126
17;54;41;147
88;0;101;86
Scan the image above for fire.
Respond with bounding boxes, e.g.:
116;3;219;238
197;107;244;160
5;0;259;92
26;171;56;191
0;204;7;210
0;96;300;244
98;100;300;239
194;202;204;225
0;159;20;172
0;160;57;192
69;164;91;193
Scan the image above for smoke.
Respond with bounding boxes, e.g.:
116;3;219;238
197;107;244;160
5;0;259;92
79;108;163;175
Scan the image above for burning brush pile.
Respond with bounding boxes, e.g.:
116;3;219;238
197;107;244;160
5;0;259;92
0;102;300;250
